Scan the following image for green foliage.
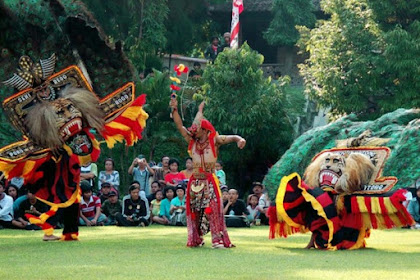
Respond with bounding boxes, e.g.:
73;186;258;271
202;43;293;189
298;0;420;118
264;108;420;198
264;0;316;46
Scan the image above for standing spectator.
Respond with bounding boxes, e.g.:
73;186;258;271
6;184;19;201
0;182;24;229
79;181;107;226
247;194;260;225
147;181;161;203
252;182;270;225
153;186;175;225
408;187;420;229
188;62;203;80
101;191;121;226
223;189;249;227
204;36;220;62
80;162;98;191
164;159;186;187
150;190;164;223
128;155;155;196
98;158;120;191
153;156;170;188
116;184;150;227
219;32;231;51
215;161;226;185
170;185;187;226
181;157;193;180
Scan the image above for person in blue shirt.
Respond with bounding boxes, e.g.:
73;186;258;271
152;186;175;225
170;185;187;226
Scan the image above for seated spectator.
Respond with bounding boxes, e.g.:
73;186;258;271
99;182;118;203
80;162;98;191
408;187;420;229
101;191;121;226
170;185;187;226
147;181;161;203
150;190;164;223
215;161;226;185
164;159;186;187
153;186;175;225
223;188;249;227
6;184;19;201
16;191;56;231
252;182;270;225
221;186;229;205
116;184;150;227
181;157;193;180
128;155;155;196
247;194;260;225
0;181;25;229
79;181;107;226
98;157;120;191
188;62;203;80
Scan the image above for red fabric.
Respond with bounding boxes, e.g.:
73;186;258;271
164;172;186;185
80;195;101;218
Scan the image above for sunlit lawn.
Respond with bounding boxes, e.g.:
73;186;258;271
0;225;419;279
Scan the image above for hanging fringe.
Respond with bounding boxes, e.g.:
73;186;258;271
102;94;149;148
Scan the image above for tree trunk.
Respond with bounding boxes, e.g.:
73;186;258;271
138;0;144;40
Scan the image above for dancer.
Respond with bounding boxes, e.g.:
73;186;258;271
170;98;246;248
0;54;148;240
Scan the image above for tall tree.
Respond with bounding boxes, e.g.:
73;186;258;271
264;0;316;46
202;43;293;190
298;0;420;118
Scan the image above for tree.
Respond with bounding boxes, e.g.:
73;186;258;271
202;43;293;191
264;0;316;46
298;0;420;118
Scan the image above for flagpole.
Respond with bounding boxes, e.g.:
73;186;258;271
230;0;244;49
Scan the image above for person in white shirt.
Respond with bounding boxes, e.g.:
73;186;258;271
0;182;24;229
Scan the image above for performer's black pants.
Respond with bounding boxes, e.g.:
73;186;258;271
62;203;79;234
116;213;149;226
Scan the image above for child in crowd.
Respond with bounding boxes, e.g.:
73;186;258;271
247;194;260;225
221;186;229;205
170;185;187;226
164;159;186;187
101;191;121;225
215;160;226;185
181;157;193;180
79;180;107;226
147;181;161;203
6;184;19;201
153;186;175;225
150;190;164;224
116;184;150;227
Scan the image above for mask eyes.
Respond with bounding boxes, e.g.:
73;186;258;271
333;159;339;163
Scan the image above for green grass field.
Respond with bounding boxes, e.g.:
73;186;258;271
1;226;419;280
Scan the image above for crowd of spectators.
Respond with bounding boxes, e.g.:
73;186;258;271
0;154;274;231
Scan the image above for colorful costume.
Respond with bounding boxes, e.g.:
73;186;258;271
269;145;414;250
185;120;233;248
0;54;148;240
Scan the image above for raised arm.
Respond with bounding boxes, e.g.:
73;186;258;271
216;135;246;149
169;97;191;143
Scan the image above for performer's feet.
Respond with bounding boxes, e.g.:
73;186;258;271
304;233;316;249
212;241;227;249
60;233;79;241
42;234;60;241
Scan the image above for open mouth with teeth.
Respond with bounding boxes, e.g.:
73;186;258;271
319;169;342;189
60;118;83;141
65;131;92;156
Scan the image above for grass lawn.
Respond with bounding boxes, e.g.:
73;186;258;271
0;226;419;280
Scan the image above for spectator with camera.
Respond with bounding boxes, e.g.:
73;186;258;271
128;155;155;196
116;184;150;227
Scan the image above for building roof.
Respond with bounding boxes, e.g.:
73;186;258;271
208;0;321;13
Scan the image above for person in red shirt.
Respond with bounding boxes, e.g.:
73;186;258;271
79;181;107;226
165;159;186;187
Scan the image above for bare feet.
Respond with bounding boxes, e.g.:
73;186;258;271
304;233;316;249
43;234;60;241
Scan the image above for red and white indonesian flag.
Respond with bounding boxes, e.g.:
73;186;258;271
230;0;244;49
